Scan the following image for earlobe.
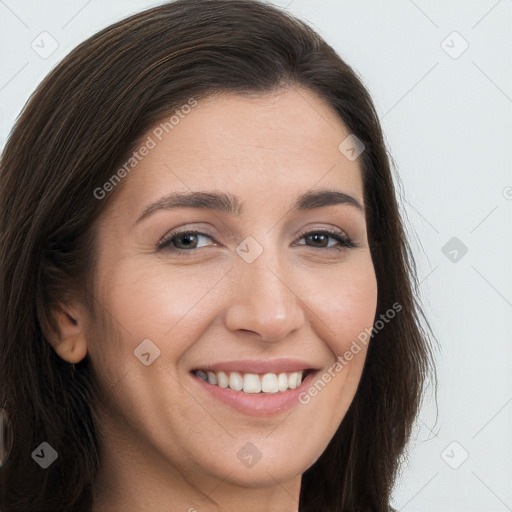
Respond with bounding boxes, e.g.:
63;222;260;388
46;306;88;364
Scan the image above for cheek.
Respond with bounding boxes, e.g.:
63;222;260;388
87;257;232;378
304;254;378;356
298;255;377;416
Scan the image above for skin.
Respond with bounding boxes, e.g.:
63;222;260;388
50;87;378;512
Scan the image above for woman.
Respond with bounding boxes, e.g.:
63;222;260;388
0;1;435;510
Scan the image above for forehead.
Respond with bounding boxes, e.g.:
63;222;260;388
103;88;364;221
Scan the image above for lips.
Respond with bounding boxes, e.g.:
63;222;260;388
191;364;320;416
192;358;318;374
190;358;319;395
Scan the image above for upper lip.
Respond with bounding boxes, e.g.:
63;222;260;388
192;358;320;374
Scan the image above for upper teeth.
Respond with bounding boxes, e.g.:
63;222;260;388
194;370;305;393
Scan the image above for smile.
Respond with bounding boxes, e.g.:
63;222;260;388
192;369;312;393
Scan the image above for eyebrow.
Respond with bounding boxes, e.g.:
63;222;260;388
135;188;364;225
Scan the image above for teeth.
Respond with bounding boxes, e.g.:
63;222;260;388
243;373;261;393
277;373;288;391
196;370;207;381
217;371;229;388
261;373;278;393
194;369;306;393
229;372;243;391
288;372;299;389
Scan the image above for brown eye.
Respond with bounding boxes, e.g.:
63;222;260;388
296;230;355;250
172;233;200;249
305;233;330;248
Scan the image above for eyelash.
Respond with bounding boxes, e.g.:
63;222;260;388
156;227;357;253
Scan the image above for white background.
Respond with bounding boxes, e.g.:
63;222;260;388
1;1;511;510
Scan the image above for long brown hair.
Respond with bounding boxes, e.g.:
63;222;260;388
0;1;435;510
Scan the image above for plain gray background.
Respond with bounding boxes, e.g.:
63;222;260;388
1;1;511;510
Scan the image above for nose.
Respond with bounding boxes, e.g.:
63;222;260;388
223;253;306;343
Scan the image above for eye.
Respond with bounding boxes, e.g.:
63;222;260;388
157;230;216;252
157;227;356;254
294;228;356;251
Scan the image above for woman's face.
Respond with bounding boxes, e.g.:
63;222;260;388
87;88;377;500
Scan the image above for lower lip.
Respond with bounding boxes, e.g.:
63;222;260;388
191;370;318;417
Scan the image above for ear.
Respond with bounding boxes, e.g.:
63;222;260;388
46;303;88;364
